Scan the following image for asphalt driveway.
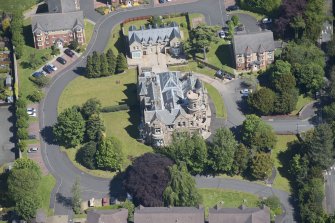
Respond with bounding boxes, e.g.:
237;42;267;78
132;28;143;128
0;106;15;166
228;12;261;33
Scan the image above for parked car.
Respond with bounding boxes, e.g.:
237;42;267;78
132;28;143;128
215;70;224;78
159;0;165;3
56;57;67;65
240;89;253;94
27;110;37;117
28;134;37;140
226;5;239;11
219;30;226;38
225;75;233;80
27;108;36;112
28;147;38;153
43;65;53;74
49;64;58;71
235;24;245;32
262;18;272;24
64;49;75;57
32;71;43;78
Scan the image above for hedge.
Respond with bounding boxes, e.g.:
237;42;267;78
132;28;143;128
101;104;129;113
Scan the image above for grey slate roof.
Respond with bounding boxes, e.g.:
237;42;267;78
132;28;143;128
31;11;84;32
129;25;181;45
134;206;204;223
86;208;128;223
233;31;275;55
208;206;270;223
47;0;79;13
139;71;201;125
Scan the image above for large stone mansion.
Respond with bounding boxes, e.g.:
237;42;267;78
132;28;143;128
137;68;210;147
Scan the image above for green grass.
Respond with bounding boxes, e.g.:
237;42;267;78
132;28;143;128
0;0;39;12
38;174;56;216
169;61;216;77
199;188;260;217
84;19;95;45
290;95;313;116
58;69;152;177
271;135;297;192
104;24;124;54
18;19;52;101
204;83;226;118
228;10;264;21
196;39;235;74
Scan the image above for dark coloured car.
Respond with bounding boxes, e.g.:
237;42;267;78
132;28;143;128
226;5;239;11
159;0;165;3
32;71;43;78
225;75;233;80
64;49;75;57
43;65;53;74
56;56;67;65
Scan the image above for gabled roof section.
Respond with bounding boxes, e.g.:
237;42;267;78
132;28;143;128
170;28;181;40
233;31;275;55
47;0;79;13
32;22;43;33
31;11;84;32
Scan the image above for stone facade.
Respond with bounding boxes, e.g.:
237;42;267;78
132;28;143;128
138;69;209;147
232;31;275;71
128;23;182;59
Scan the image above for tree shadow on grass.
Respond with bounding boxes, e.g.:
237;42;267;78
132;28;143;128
121;83;141;140
22;24;34;47
113;29;126;55
215;44;234;68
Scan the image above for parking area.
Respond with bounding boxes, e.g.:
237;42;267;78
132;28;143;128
227;13;262;33
27;143;48;175
0;106;15;166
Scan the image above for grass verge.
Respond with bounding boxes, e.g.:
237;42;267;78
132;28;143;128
204;83;226;118
290;95;313;116
271;135;297;192
39;174;56;216
84;19;95;45
169;61;216;77
58;69;152;177
199;188;260;217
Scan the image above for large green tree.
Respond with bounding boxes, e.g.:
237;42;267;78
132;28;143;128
303;124;334;169
208;128;237;173
86;55;94;78
304;0;326;41
106;48;116;74
231;144;250;175
76;141;97;169
71;177;81;214
296;63;324;93
53;106;85;148
250;152;273;180
81;98;101;119
100;53;109;76
86;114;105;141
15;193;41;220
163;164;202;207
163;132;207;174
242;0;281;14
248;87;276;115
241;115;276;151
95;137;123;171
270;60;296;93
116;53;128;74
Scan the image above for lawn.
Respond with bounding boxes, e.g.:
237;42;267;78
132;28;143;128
84;19;95;46
0;0;39;12
58;69;153;177
228;9;264;21
196;39;235;75
204;83;226;118
18;19;52;101
169;61;216;77
199;188;260;217
38;174;56;216
271;135;297;192
104;24;124;54
290;95;314;116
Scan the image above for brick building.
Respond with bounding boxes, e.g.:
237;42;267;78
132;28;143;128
31;0;85;49
232;31;275;71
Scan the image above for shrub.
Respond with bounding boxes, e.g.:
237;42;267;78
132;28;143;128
69;40;79;50
17;140;27;152
100;104;129;113
76;141;97;169
17;127;29;140
28;90;44;102
16;116;28;128
197;62;205;68
29;75;50;88
51;45;60;56
16;98;27;109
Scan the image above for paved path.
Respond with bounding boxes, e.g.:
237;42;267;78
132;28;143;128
196;177;295;223
195;74;315;134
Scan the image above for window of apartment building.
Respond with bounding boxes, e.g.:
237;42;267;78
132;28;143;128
183;121;186;126
46;41;49;44
155;128;161;134
190;121;194;126
178;122;181;127
45;36;49;39
37;42;43;46
237;63;241;67
36;32;42;36
77;33;82;37
52;40;55;43
168;125;174;129
37;37;42;41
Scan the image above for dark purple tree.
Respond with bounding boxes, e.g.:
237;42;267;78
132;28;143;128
123;153;174;206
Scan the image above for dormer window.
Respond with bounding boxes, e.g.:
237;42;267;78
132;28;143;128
36;32;42;36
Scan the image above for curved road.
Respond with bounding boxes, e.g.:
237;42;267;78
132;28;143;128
38;0;305;221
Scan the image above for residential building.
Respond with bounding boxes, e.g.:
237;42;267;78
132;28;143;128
31;0;85;49
128;22;182;59
86;208;128;223
232;31;275;71
134;206;204;223
138;69;209;147
208;205;270;223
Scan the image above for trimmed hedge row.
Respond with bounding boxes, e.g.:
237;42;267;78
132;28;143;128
100;104;129;113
